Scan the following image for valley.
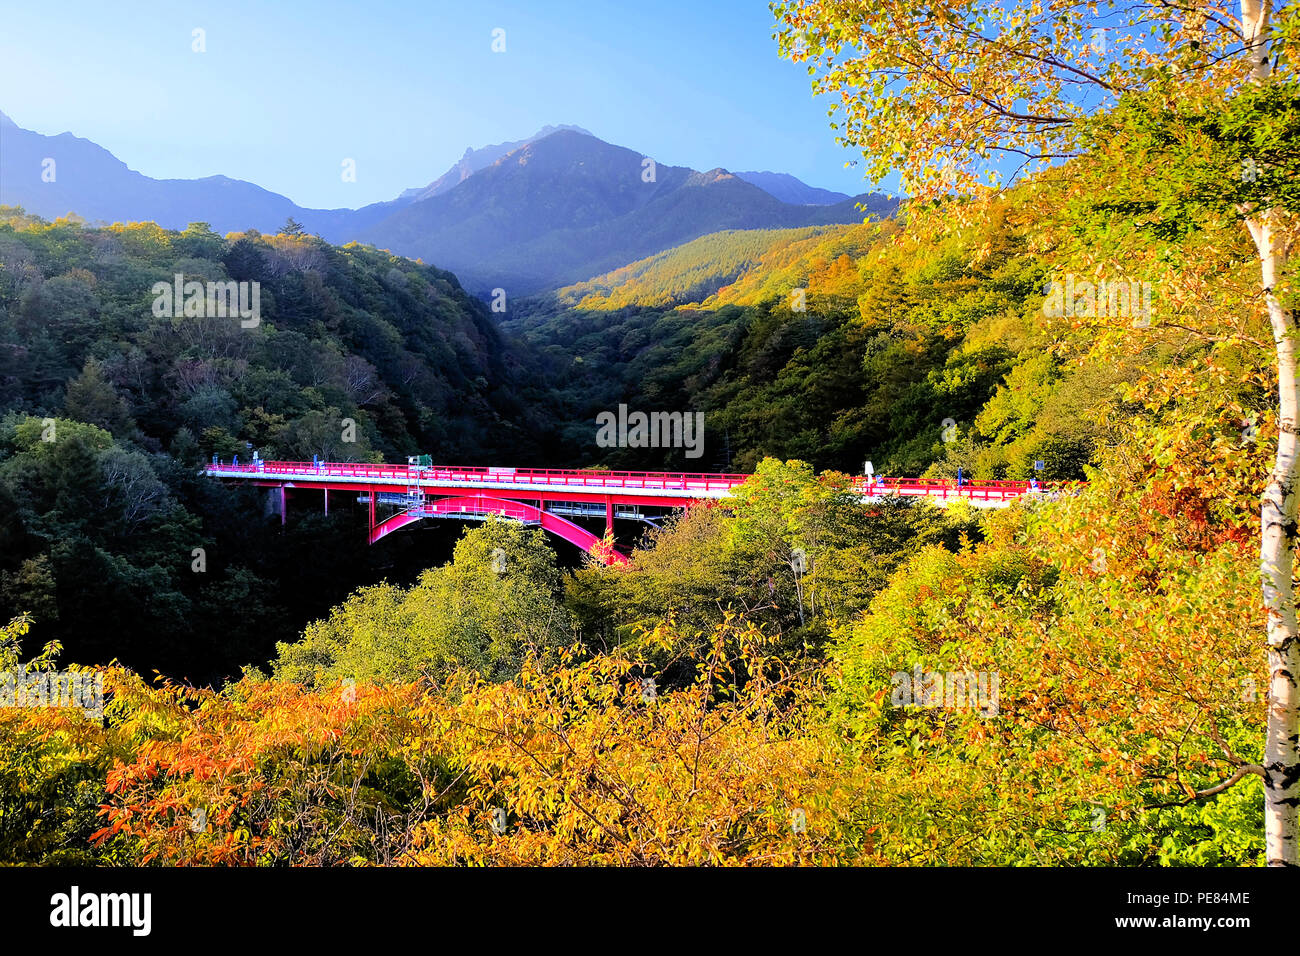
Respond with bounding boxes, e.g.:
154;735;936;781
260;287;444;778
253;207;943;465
0;0;1294;879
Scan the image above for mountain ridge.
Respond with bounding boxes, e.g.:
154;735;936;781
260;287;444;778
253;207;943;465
357;130;895;293
734;170;851;205
0;114;891;293
0;112;407;238
397;124;595;201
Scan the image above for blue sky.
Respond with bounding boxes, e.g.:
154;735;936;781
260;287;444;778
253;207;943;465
0;0;880;209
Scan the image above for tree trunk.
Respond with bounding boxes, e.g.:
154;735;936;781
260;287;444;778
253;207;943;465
1248;210;1300;866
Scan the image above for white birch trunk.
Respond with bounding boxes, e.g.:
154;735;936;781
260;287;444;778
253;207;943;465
1242;0;1299;868
1248;212;1300;866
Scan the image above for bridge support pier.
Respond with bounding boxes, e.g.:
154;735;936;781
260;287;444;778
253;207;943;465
605;496;614;537
280;486;286;526
323;488;328;516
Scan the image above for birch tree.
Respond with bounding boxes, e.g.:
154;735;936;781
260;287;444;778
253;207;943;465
773;0;1300;864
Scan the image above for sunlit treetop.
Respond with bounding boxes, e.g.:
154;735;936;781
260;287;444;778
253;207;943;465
772;0;1299;202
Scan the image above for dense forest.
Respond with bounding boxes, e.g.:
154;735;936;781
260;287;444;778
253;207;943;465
509;209;1120;477
0;202;1101;681
2;0;1298;869
0;209;555;680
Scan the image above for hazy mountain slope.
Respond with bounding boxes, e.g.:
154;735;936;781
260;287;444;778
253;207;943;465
398;124;593;201
734;170;850;205
543;208;901;314
360;130;698;290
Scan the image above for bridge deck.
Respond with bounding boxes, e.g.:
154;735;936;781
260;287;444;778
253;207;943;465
204;460;1043;504
204;460;1057;563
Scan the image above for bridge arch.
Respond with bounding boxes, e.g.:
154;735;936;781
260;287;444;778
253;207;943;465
368;494;629;564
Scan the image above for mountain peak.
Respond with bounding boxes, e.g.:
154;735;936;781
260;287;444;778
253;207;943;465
401;124;597;201
533;123;594;140
685;167;737;188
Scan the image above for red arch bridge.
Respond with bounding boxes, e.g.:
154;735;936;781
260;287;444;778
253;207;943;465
203;460;1051;565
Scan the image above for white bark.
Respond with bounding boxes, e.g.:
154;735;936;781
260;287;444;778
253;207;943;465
1241;0;1272;81
1248;211;1300;866
1241;0;1299;868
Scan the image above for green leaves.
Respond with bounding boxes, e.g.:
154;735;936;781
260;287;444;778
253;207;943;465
1078;82;1300;238
271;518;575;687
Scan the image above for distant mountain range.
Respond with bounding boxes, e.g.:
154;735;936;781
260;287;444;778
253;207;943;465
731;171;850;205
0;112;892;294
0;111;405;239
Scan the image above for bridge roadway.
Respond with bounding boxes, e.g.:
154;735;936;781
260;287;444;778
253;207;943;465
204;460;1046;564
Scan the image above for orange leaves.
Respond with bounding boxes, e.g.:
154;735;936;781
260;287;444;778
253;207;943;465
40;620;856;866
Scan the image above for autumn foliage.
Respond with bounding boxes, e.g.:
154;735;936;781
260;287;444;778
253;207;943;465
0;423;1267;865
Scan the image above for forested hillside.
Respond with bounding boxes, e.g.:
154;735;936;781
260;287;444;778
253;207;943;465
509;201;1141;479
0;208;550;680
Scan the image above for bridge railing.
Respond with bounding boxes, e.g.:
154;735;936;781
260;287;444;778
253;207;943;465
207;461;1068;500
851;477;1038;500
207;460;752;492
